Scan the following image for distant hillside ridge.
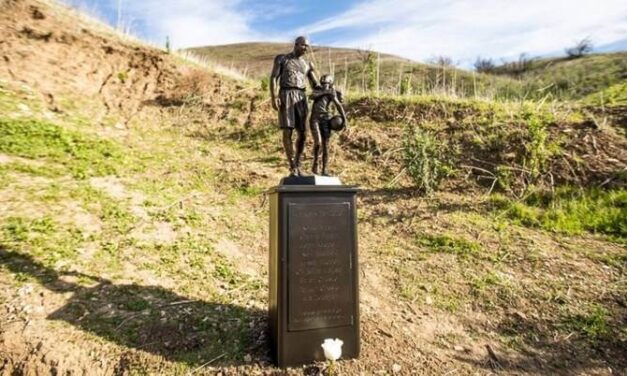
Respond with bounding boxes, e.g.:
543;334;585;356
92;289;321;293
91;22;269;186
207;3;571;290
187;43;627;102
185;42;521;99
487;52;627;101
185;42;411;80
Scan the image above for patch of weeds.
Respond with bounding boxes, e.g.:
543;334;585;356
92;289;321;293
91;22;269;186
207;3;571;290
491;187;626;240
582;82;627;106
153;206;179;224
586;252;627;269
117;71;128;84
213;256;240;286
469;270;518;310
101;199;135;234
395;267;462;312
124;298;150;312
229;98;248;112
0;118;130;178
42;182;64;202
402;124;454;194
0;168;12;188
561;304;610;340
181;210;203;227
434;292;462;312
1;216;84;265
0;84;42;114
518;109;555;178
470;270;504;292
2;161;66;178
3;217;32;242
72;185;135;234
417;233;480;257
225;185;265;205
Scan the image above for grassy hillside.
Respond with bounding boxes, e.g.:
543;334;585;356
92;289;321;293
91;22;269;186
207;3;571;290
186;42;526;99
186;42;411;80
1;0;626;375
490;52;627;103
188;43;627;103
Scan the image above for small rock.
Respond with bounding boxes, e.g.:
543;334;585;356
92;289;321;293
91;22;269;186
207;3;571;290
244;354;252;363
392;364;402;373
17;103;30;113
18;285;34;296
454;345;464;352
425;295;433;305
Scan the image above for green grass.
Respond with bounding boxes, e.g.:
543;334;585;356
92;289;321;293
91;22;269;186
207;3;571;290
0;118;135;179
582;82;627;106
561;304;610;340
491;187;627;240
188;44;625;100
1;216;84;266
416;233;481;257
491;52;627;100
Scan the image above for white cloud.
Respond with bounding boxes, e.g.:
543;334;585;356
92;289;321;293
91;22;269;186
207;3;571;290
302;0;627;65
114;0;273;48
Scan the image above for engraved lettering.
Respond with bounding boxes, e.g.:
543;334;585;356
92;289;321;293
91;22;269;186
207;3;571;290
288;202;353;331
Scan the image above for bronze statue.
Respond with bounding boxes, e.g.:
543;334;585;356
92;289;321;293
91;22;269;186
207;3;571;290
270;36;319;176
310;74;347;176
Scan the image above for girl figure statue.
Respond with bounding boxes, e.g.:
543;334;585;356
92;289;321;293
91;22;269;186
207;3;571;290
309;74;348;176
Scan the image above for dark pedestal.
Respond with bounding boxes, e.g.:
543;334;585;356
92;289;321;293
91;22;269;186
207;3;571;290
268;181;360;367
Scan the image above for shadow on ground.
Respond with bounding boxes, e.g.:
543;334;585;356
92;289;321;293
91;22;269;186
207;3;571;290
453;300;627;375
0;247;268;368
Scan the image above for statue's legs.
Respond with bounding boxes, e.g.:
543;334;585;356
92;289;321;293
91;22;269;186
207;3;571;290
321;136;330;176
293;129;306;176
310;120;322;174
282;128;296;175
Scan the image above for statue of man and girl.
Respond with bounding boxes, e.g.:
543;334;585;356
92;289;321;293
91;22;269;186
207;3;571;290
270;36;348;177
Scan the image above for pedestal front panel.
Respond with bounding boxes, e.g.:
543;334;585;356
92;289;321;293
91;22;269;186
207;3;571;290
287;203;353;332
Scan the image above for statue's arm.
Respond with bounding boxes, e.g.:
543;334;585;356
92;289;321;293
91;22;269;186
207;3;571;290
310;88;330;100
307;61;320;89
332;95;348;129
270;55;283;111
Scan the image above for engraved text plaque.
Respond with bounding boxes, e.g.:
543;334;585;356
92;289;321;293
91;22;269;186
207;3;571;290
287;203;352;332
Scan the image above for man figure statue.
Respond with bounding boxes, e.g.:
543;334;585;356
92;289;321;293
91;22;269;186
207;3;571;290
310;74;348;176
270;36;319;176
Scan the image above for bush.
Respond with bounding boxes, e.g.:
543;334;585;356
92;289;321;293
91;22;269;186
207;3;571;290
403;125;452;193
474;57;495;73
565;38;593;58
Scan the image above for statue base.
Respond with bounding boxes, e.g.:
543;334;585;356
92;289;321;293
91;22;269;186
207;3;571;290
268;179;360;367
279;175;342;186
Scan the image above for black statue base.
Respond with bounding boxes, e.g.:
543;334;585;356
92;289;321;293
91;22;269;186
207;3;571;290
268;178;360;367
280;175;342;186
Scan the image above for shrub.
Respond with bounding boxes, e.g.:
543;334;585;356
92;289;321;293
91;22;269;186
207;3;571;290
474;57;495;73
565;38;593;58
402;125;452;193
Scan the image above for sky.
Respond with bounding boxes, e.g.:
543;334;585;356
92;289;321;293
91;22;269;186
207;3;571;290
65;0;627;67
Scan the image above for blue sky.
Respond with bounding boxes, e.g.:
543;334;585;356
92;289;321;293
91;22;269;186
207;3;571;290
65;0;627;67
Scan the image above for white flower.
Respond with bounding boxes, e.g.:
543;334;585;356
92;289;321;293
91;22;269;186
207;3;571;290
321;338;343;361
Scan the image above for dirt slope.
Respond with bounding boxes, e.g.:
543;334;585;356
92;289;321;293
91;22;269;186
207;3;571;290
0;1;625;375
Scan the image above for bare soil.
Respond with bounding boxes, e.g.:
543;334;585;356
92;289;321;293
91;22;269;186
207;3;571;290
1;1;625;375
